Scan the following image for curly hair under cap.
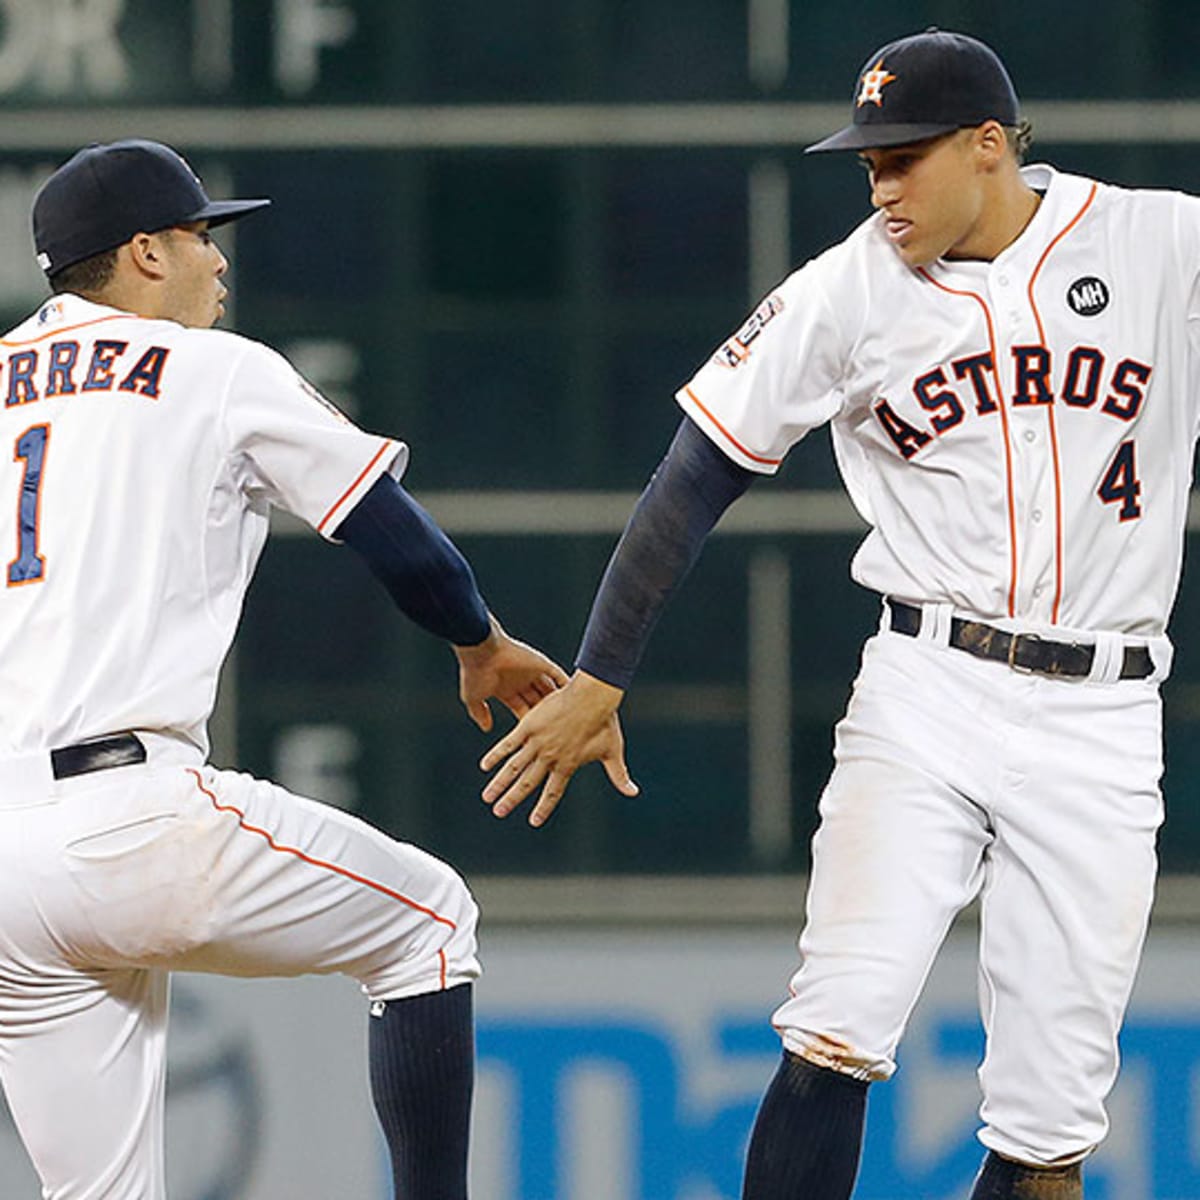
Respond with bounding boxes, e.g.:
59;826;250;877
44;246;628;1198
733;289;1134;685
1007;118;1034;162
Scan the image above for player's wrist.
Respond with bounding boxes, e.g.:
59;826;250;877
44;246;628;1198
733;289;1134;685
568;668;626;711
452;612;503;656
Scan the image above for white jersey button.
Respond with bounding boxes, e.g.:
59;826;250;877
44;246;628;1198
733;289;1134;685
1032;509;1044;523
1023;429;1036;442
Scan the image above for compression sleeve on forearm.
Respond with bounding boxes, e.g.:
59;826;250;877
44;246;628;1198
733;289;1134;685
334;473;491;646
575;416;757;689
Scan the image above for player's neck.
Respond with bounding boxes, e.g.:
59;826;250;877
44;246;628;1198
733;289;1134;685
946;173;1042;264
84;277;165;322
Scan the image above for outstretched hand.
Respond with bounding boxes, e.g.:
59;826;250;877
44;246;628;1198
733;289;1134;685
453;616;570;733
479;670;638;827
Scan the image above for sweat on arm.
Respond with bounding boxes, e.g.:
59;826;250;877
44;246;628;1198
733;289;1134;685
335;473;491;646
575;416;757;689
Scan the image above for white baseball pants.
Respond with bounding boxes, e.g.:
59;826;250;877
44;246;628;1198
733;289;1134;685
773;627;1163;1166
0;751;480;1199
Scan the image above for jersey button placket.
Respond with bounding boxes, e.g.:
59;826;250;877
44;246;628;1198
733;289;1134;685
1013;438;1056;620
995;264;1056;622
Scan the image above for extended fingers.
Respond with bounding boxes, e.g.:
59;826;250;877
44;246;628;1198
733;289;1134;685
529;769;573;827
481;739;539;804
602;752;639;797
485;751;551;819
480;725;525;772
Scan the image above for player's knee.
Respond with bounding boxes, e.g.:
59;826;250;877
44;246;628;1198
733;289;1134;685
450;875;480;952
428;856;479;936
367;854;481;999
389;842;479;933
419;855;481;975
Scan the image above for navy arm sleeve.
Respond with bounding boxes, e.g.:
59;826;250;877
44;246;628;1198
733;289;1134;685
575;416;757;689
334;473;491;647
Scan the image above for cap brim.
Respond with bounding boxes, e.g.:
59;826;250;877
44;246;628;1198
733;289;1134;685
804;122;960;154
187;198;272;227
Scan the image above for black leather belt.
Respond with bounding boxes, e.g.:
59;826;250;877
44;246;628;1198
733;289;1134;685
50;733;147;780
888;600;1153;680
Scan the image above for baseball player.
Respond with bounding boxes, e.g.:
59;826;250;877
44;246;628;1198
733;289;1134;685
479;28;1187;1200
0;138;567;1200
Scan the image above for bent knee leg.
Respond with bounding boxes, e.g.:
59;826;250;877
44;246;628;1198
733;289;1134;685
772;968;912;1083
361;849;481;1001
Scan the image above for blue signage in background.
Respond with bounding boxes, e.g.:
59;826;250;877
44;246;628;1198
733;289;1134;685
480;1020;761;1199
478;1014;1200;1200
2;957;1198;1199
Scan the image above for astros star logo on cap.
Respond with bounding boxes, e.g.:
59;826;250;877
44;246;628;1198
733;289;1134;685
856;59;897;107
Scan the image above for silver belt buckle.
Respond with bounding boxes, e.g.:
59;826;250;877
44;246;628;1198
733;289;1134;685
1007;631;1040;673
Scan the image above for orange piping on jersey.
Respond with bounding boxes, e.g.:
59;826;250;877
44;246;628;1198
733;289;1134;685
916;269;1018;617
683;387;782;467
0;314;133;347
187;769;458;988
1026;183;1099;624
317;441;397;534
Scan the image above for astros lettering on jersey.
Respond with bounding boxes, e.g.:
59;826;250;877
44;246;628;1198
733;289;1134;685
680;164;1189;660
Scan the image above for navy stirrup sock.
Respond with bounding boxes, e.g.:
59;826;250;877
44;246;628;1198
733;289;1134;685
741;1051;869;1200
368;983;474;1200
969;1150;1082;1199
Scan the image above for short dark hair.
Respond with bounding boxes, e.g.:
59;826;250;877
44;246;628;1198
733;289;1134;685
47;246;120;297
1006;118;1034;162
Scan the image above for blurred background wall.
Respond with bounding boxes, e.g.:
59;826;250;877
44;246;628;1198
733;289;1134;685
3;1;1200;1196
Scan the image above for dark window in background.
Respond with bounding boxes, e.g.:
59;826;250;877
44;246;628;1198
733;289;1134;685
426;0;575;100
596;0;749;100
605;151;747;300
422;332;573;489
232;152;407;305
427;154;566;300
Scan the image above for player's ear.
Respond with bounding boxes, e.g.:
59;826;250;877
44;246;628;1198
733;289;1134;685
974;120;1009;169
126;231;168;280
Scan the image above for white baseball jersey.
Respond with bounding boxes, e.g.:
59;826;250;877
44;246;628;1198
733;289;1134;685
679;163;1192;1165
0;293;406;757
0;293;481;1199
678;164;1200;646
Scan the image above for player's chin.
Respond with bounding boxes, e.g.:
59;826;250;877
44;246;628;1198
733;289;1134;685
893;238;938;269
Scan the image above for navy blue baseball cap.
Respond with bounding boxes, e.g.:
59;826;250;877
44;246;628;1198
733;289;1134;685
32;139;271;275
806;29;1020;154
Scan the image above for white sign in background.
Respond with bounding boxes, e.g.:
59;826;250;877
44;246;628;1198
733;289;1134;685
1;923;1199;1198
